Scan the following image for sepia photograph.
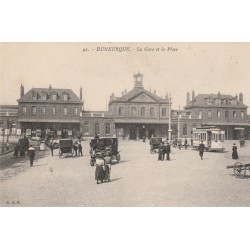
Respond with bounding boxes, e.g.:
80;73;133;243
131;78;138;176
1;42;250;207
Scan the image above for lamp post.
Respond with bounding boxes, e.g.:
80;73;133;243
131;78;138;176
168;94;172;140
1;128;5;153
142;125;145;142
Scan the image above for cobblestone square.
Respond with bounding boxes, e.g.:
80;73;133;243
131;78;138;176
0;140;249;207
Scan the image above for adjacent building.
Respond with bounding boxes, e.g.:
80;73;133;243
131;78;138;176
17;84;83;137
0;105;18;134
184;91;249;139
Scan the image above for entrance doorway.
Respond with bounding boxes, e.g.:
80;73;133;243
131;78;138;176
148;128;155;138
129;128;136;140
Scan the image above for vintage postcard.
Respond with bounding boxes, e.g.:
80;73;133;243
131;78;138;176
0;42;250;207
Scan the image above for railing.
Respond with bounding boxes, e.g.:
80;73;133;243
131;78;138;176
171;115;201;120
81;113;113;118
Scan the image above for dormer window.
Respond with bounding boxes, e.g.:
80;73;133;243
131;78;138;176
42;92;47;100
63;94;68;101
52;94;57;101
31;92;37;100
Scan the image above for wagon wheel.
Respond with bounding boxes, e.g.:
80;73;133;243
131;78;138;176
90;157;95;166
233;162;246;179
116;153;121;163
59;149;63;158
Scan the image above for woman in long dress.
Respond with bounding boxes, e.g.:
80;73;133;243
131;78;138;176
232;143;238;160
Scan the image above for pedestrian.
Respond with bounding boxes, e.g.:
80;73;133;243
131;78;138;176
162;141;167;160
232;143;239;160
184;138;188;150
95;153;105;184
198;140;205;160
158;143;164;161
165;142;171;160
27;146;35;166
178;139;182;150
78;141;83;156
73;143;78;156
49;140;54;156
13;143;20;157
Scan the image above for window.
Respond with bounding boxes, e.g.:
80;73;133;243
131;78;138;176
52;94;57;101
198;110;203;118
140;107;145;117
52;106;56;115
32;106;37;115
131;107;136;116
207;99;212;105
183;124;188;136
162;108;167;117
32;93;37;100
63;107;68;115
94;123;99;135
217;110;221;119
42;93;47;100
74;107;78;115
83;123;89;135
225;111;229;119
233;111;237;119
105;123;111;135
41;106;46;115
63;94;68;101
207;110;212;119
150;107;154;117
118;107;124;116
241;111;244;119
22;106;27;114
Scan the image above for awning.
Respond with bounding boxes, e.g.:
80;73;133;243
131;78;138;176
18;118;80;123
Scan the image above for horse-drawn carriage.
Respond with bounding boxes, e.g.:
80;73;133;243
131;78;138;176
149;137;163;153
89;137;120;166
59;138;73;158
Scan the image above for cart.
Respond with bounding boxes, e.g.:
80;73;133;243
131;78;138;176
149;137;163;153
59;138;73;158
226;162;250;178
89;137;120;166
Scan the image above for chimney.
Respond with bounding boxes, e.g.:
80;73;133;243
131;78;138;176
49;84;52;92
165;92;169;99
110;93;114;101
122;91;124;96
124;88;127;94
186;92;190;105
20;84;24;98
80;86;83;101
239;92;243;103
154;90;156;94
235;94;238;101
192;90;195;100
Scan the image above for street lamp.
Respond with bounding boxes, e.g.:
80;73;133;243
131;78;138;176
142;125;146;142
1;128;5;153
168;94;172;140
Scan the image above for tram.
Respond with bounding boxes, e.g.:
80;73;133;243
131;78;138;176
192;126;225;152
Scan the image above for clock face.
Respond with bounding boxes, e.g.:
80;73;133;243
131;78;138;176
137;76;141;82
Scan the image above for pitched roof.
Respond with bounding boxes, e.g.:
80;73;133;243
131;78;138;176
110;87;169;104
18;87;83;104
185;93;247;108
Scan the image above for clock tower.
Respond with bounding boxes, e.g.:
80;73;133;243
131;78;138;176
133;72;144;89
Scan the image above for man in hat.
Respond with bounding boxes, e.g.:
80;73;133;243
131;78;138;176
198;141;205;160
27;146;35;166
165;142;171;161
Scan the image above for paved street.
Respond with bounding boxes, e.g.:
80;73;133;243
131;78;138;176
0;140;249;207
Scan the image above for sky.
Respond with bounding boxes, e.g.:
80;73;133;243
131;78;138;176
0;42;250;112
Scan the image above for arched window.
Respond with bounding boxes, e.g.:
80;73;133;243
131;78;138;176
140;107;145;116
131;107;136;116
84;123;89;135
183;124;188;136
94;123;99;135
105;123;111;135
162;108;167;117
